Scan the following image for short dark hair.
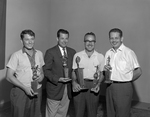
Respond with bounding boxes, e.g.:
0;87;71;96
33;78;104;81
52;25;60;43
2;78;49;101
109;28;123;38
84;32;96;41
57;29;69;38
20;29;35;39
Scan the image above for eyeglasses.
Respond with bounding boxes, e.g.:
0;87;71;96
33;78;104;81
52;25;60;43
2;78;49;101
84;40;96;43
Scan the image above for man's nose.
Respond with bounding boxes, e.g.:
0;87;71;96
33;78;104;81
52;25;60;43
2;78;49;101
29;40;33;43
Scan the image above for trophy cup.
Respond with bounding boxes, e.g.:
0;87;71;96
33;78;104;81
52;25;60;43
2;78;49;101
62;55;69;79
31;65;39;95
104;56;112;83
75;56;87;90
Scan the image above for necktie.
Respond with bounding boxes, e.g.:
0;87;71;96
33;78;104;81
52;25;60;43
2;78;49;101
62;48;67;58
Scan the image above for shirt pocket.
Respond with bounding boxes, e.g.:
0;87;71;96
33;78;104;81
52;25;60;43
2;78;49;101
116;61;127;73
18;58;30;69
79;59;86;68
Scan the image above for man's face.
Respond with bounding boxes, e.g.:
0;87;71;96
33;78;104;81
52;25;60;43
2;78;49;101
57;33;69;48
109;32;123;50
84;35;96;52
21;34;35;50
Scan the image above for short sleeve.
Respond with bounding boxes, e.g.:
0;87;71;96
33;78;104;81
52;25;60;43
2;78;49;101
6;53;18;71
72;53;77;69
128;50;140;69
98;54;105;71
39;51;45;67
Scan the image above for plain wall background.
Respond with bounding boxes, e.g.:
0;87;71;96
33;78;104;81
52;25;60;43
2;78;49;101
0;0;150;108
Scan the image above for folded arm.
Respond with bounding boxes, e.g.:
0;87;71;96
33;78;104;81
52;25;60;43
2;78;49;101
6;68;34;96
132;67;142;81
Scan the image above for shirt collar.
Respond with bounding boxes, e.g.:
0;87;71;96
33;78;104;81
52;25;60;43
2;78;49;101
83;50;97;57
58;45;66;51
22;47;36;54
110;43;125;52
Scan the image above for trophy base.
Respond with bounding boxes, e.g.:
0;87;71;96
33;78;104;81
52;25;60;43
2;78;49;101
31;80;38;95
90;88;97;93
92;79;98;88
80;87;88;91
72;86;88;92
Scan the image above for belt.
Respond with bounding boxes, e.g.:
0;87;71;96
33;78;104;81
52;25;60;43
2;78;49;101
112;81;131;83
84;79;94;82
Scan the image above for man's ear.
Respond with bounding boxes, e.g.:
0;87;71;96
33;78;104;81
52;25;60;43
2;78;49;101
121;37;124;42
56;38;58;41
20;39;23;43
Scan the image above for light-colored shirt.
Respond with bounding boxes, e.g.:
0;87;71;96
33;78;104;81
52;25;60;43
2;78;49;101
58;45;67;56
6;49;45;88
104;44;140;81
72;50;104;80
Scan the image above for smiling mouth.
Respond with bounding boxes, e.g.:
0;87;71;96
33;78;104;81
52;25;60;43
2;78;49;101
112;42;118;45
27;45;33;47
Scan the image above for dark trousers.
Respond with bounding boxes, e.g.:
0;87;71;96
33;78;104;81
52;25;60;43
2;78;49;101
106;82;133;117
73;80;100;117
10;86;42;117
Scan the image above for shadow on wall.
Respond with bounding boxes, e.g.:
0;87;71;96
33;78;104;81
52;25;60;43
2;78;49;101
0;76;12;112
0;54;13;111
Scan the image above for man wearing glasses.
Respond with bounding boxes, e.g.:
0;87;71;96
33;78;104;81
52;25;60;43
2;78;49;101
72;32;105;117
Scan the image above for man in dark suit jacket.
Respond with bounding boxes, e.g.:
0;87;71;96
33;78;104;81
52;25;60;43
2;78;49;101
44;29;76;117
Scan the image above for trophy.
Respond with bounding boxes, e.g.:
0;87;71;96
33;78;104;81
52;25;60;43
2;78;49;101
62;55;69;79
31;65;39;95
90;65;100;92
104;56;112;83
75;56;87;89
93;65;99;87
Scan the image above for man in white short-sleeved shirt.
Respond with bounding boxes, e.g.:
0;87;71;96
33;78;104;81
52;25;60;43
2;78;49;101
72;32;104;117
6;29;44;117
104;28;142;117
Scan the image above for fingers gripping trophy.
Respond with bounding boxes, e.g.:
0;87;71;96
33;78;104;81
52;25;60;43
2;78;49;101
75;56;87;90
31;65;40;95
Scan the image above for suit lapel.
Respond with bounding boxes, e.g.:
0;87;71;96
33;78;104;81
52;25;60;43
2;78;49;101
56;45;63;58
66;47;69;59
55;45;64;68
66;47;71;67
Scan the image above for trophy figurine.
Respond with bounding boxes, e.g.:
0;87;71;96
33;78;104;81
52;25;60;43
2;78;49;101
104;56;112;83
93;65;99;87
75;56;86;89
31;65;39;95
90;65;100;92
62;55;69;78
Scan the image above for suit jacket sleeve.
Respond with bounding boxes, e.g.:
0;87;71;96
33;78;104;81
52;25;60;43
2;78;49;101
43;49;59;85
